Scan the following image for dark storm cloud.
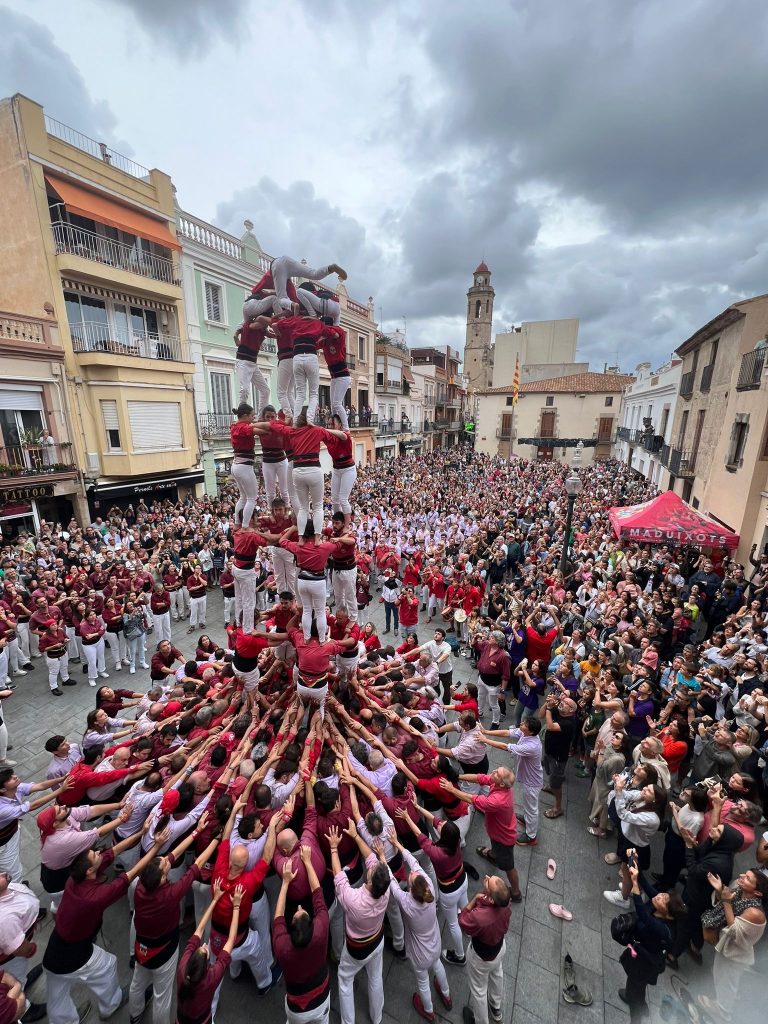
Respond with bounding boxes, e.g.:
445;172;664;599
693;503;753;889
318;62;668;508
0;6;121;143
102;0;249;55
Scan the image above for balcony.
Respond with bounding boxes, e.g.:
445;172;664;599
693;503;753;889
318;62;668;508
617;425;630;441
374;381;403;395
52;221;179;286
45;115;151;180
423;420;433;432
433;419;451;429
445;399;461;410
680;370;695;398
736;348;766;391
261;338;277;355
1;312;53;347
0;442;77;482
198;413;231;440
700;363;714;392
643;434;664;453
70;320;190;362
661;446;696;477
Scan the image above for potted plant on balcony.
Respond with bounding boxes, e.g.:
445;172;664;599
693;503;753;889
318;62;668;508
20;427;46;472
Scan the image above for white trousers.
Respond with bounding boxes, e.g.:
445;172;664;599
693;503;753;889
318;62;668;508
233;566;257;631
713;950;746;1022
6;637;22;675
330;376;351;428
332;568;358;622
277;359;296;417
0;828;22;881
467;941;505;1024
180;587;191;615
46;944;123;1024
271;546;297;595
271;256;333;311
232;461;259;528
262;459;292;508
152;611;171;643
286;992;331;1024
192;880;211;938
292;465;324;534
223;595;235;625
427;594;445;618
128;949;178;1024
211;927;272;1017
189;596;207;628
64;624;81;661
16;622;31;662
298;577;328;642
46;653;70;690
83;639;106;682
413;956;450;1015
236;357;271;414
520;783;541;839
103;631;124;669
337;939;384;1024
0;720;8;763
293;353;320;423
169;591;184;619
478;679;500;723
438;876;469;955
331;465;357;515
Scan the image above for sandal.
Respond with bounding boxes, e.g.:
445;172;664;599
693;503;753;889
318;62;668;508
476;846;496;864
547;859;557;879
549;903;573;921
545;809;564;819
604;853;621;865
587;826;607;837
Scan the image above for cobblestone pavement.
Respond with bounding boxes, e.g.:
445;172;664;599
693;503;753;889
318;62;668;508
7;585;765;1024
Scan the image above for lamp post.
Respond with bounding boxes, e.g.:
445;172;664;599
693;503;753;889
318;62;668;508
560;469;583;576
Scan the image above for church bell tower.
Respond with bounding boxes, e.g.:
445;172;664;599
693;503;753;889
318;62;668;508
464;262;494;390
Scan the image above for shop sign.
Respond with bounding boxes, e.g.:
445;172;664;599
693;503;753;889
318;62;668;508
1;484;54;501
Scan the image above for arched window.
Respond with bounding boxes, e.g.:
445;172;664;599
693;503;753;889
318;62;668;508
474;300;481;319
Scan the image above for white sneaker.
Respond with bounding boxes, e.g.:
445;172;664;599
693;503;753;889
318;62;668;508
98;671;110;679
603;889;630;909
140;663;149;669
114;664;122;671
13;669;28;676
89;679;96;687
129;665;135;674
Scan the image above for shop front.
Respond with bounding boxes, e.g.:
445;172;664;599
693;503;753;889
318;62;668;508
87;469;205;515
0;482;76;540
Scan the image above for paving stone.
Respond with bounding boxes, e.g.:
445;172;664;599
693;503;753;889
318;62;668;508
515;956;561;1023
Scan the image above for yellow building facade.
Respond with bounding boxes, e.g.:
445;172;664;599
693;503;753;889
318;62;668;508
0;94;202;517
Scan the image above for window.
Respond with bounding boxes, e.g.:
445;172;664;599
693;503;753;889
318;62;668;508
605;396;614;407
660;406;670;438
726;416;749;471
204;281;224;324
545;396;554;407
506;397;514;406
127;401;182;451
678;410;689;448
209;372;232;416
358;335;366;361
101;400;122;451
474;300;481;319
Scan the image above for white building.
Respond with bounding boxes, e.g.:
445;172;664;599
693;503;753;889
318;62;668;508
615;359;682;487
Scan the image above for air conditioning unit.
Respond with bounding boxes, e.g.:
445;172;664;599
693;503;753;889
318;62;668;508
86;452;101;474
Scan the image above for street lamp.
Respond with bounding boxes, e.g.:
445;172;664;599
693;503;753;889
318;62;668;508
560;470;583;575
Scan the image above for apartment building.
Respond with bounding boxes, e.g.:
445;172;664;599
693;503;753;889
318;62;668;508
374;330;425;458
411;345;463;449
665;295;768;560
0;94;201;515
615;359;682;487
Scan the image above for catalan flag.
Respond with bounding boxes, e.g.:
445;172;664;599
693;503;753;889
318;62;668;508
512;356;520;405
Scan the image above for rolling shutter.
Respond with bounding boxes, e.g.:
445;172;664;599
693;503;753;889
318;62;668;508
0;387;43;411
127;401;182;450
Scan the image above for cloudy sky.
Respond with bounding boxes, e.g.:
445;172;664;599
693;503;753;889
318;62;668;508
2;0;767;372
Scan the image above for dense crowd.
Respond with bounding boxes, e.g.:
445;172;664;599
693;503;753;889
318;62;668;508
0;448;767;1024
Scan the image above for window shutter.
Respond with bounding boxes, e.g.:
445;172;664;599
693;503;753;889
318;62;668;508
210;372;232;416
127;401;182;450
205;282;222;322
0;388;43;411
101;400;119;430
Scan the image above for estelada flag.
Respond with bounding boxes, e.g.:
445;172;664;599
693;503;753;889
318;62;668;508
512;356;520;405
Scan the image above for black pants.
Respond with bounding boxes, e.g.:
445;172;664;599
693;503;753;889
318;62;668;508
439;670;453;703
384;601;399;632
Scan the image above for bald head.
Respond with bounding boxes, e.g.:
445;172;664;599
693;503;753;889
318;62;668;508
228;845;249;876
277;829;298;856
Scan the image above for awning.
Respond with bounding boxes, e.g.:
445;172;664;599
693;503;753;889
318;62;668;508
88;470;203;497
402;367;415;384
46;174;181;251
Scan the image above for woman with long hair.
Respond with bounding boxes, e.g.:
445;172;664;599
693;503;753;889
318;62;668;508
176;879;243;1024
396;806;468;967
386;824;452;1022
229;402;260;529
603;777;667;909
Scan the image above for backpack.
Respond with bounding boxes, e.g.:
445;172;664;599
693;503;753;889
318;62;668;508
610;911;637;946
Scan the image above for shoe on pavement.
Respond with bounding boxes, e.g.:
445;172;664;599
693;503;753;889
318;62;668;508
89;680;96;687
462;1007;476;1024
433;978;453;1010
129;666;136;674
412;993;436;1023
99;985;128;1020
603;889;630;909
20;1004;47;1023
490;722;500;729
13;669;28;676
562;984;593;1006
51;687;63;696
516;833;538;846
24;965;43;989
384;935;406;960
256;962;283;995
0;759;17;768
441;948;466;966
98;672;109;679
490;1005;503;1023
23;663;34;670
62;679;77;686
82;665;88;673
140;663;149;669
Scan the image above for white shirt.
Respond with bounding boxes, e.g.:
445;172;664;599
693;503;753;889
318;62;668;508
0;883;40;955
425;639;453;675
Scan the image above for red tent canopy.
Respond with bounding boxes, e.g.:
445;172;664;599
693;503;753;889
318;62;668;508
609;490;740;550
